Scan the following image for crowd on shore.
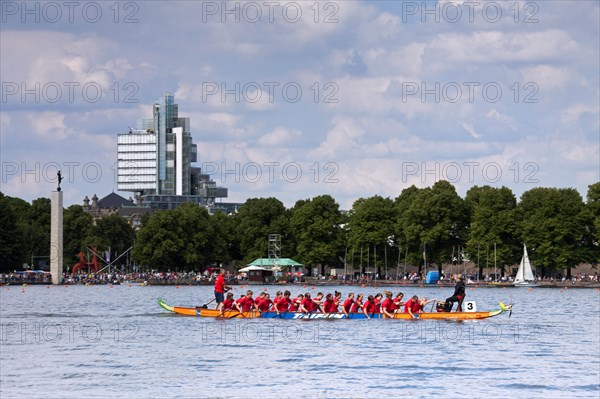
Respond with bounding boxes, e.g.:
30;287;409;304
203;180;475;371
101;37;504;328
1;270;598;286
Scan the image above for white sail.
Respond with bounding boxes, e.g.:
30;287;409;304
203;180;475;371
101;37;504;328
515;244;536;284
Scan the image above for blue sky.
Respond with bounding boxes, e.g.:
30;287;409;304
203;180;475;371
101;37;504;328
1;0;598;209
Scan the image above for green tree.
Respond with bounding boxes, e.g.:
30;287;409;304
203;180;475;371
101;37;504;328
0;193;29;271
582;182;600;265
27;197;51;266
63;205;93;267
92;214;136;256
587;182;600;243
235;198;289;264
132;204;213;271
518;187;589;277
347;195;396;276
397;181;468;274
208;211;239;265
85;214;135;265
464;186;520;279
290;195;345;275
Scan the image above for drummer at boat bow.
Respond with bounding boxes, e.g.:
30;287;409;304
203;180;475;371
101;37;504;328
444;274;466;312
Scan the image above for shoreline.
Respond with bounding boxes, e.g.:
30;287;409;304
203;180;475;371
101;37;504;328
5;280;600;289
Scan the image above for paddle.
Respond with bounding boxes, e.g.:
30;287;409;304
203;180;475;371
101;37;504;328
200;298;216;309
274;311;288;319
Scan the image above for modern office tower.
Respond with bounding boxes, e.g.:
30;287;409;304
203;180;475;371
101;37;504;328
117;93;229;210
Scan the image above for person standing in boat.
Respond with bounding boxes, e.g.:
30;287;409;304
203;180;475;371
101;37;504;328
214;269;232;312
444;274;466;312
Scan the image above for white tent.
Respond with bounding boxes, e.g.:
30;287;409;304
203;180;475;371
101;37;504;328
238;265;270;272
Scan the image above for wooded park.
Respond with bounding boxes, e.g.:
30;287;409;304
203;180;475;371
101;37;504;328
1;181;598;278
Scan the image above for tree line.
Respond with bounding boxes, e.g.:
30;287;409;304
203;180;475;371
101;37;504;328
1;181;598;277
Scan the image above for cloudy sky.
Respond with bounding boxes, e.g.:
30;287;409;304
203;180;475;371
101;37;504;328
1;0;598;209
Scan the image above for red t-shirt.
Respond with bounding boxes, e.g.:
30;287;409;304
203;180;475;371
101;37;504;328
323;299;338;313
351;299;363;313
381;298;397;313
301;297;314;312
214;274;225;293
364;300;378;314
289;298;301;311
237;296;254;312
256;298;272;312
343;298;354;313
275;297;291;312
404;299;420;314
222;298;234;310
374;298;382;310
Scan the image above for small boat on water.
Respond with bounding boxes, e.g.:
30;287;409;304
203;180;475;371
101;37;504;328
157;298;512;320
513;245;540;287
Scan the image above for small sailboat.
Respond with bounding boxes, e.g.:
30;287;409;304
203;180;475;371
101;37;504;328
513;244;540;287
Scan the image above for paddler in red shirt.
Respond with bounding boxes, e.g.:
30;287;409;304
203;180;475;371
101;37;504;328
322;293;338;315
235;290;256;313
289;294;304;311
275;290;292;315
394;292;405;308
404;295;421;318
256;293;273;312
312;292;324;312
273;291;283;307
381;291;398;318
363;295;379;319
214;269;231;312
351;293;365;313
255;292;266;308
222;292;235;311
342;293;355;316
300;292;314;313
418;296;435;312
374;293;383;313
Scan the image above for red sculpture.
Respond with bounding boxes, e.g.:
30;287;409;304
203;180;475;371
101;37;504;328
71;247;99;275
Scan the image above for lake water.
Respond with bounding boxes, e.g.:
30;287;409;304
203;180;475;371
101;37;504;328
1;283;599;398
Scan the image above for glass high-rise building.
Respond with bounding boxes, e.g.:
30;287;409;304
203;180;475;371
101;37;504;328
117;93;228;210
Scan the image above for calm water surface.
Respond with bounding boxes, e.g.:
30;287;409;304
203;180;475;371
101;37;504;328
1;284;599;398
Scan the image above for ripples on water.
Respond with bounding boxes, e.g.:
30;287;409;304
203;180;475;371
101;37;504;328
1;284;598;398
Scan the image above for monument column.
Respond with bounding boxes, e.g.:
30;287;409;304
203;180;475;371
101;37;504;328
50;190;63;285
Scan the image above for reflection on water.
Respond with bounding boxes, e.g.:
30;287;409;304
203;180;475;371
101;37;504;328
1;284;599;398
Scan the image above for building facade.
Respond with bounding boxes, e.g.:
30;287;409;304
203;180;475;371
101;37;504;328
117;93;229;210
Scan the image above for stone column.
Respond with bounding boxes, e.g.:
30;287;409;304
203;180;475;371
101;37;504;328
50;191;63;284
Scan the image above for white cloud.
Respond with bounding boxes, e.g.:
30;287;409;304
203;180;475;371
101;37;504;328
258;126;302;146
560;104;599;124
521;65;570;91
427;30;580;65
461;122;482;139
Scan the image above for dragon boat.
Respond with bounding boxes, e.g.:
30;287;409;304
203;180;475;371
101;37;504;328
157;298;512;320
